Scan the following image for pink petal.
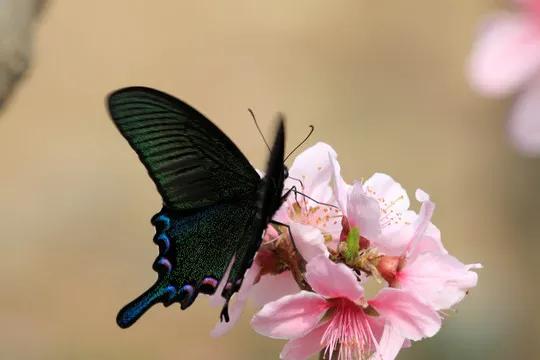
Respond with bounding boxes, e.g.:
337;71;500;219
208;257;235;307
272;204;290;224
286;142;337;203
404;192;436;257
469;12;540;96
509;78;540;155
407;223;447;260
374;220;414;256
329;154;350;212
363;173;410;215
251;291;329;339
290;223;329;261
364;173;412;242
398;253;481;310
305;255;364;302
280;322;329;360
375;190;436;257
397;190;446;258
369;325;405;360
210;261;262;337
250;270;300;306
347;182;382;241
369;288;441;341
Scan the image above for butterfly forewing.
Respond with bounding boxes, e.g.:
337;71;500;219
108;87;260;211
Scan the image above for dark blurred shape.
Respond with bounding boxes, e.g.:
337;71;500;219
0;0;47;110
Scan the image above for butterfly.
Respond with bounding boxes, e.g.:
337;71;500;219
107;86;288;328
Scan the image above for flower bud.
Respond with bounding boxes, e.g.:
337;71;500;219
377;255;402;285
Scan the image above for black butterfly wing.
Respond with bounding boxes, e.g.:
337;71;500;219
109;87;287;328
116;200;257;328
107;86;260;211
115;120;286;327
219;119;287;320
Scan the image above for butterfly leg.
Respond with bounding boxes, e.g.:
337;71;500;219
281;185;299;203
287;175;305;190
286;186;339;209
269;219;305;263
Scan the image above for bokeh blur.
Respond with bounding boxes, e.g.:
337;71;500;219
0;1;535;359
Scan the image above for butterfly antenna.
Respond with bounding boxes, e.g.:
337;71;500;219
248;108;271;152
284;125;314;162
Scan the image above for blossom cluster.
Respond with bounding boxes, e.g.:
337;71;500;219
213;143;481;360
469;0;540;155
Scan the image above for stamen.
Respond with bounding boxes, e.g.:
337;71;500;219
321;299;377;360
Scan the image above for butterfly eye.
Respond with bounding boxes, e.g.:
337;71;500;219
283;167;289;179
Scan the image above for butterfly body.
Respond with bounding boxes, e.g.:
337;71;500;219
108;87;286;328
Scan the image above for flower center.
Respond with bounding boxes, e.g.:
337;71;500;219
321;299;378;360
288;199;340;229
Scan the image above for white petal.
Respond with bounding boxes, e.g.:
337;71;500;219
348;182;382;241
329;153;350;213
291;223;329;261
287;142;337;203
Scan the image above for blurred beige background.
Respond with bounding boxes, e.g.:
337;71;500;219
0;1;534;359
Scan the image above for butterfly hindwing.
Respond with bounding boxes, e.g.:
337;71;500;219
107;87;260;211
117;200;257;328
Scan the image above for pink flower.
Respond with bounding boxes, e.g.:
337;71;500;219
209;143;480;360
376;190;482;311
251;255;441;360
330;162;422;255
469;0;540;155
330;162;481;312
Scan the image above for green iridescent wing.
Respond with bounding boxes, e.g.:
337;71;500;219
116;200;258;328
107;87;260;210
